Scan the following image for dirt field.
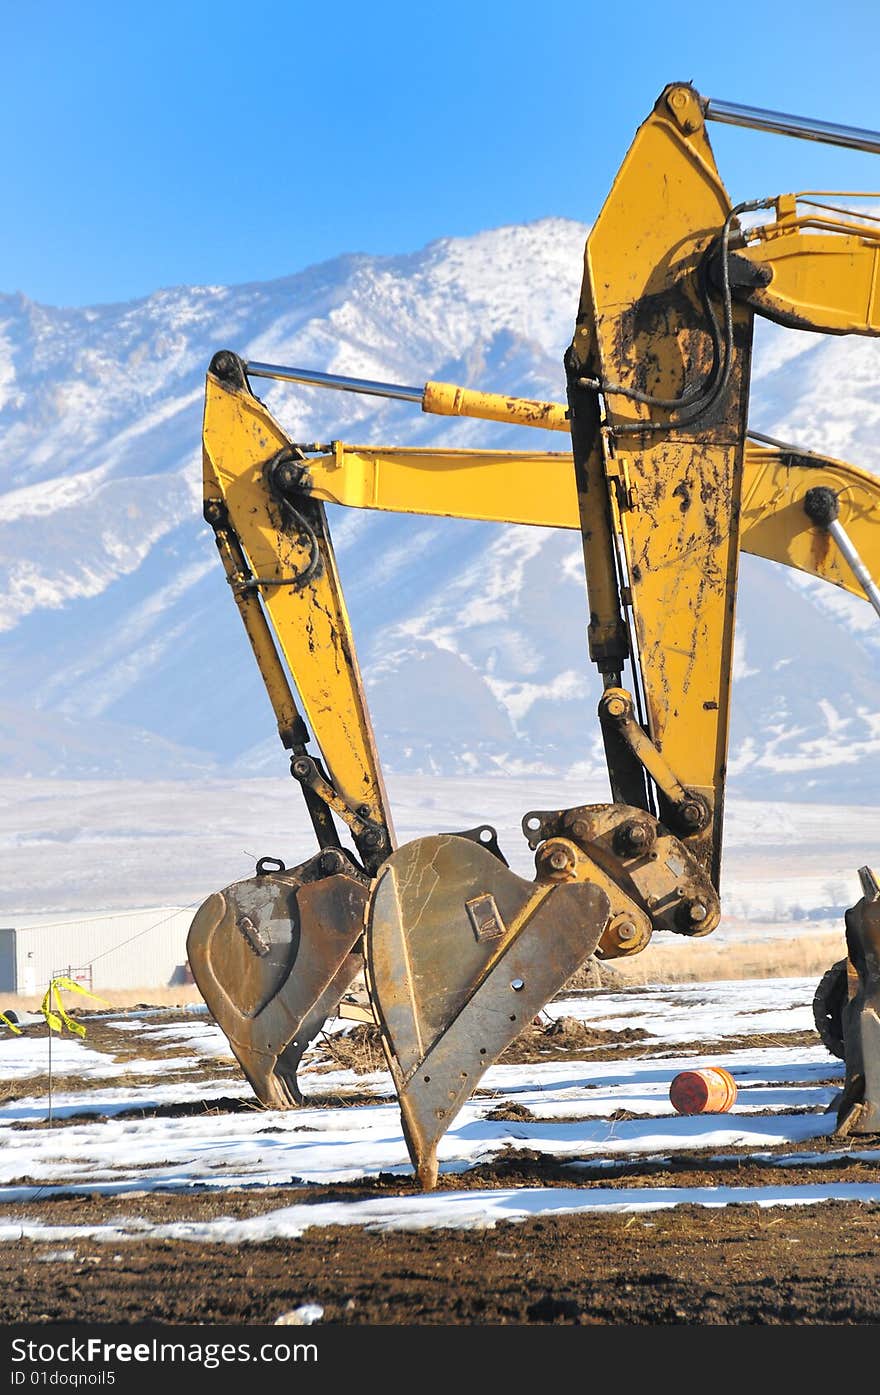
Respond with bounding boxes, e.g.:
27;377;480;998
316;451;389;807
5;1191;880;1327
2;974;880;1329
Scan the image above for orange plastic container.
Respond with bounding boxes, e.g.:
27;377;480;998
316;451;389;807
669;1067;737;1116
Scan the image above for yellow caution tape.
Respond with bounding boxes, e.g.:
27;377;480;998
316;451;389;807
40;977;110;1038
0;1012;21;1035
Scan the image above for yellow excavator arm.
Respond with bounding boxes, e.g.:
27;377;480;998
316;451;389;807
191;81;880;1180
280;436;880;607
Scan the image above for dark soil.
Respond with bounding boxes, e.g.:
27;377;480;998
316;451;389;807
4;1132;880;1326
4;1194;880;1326
4;1002;880;1326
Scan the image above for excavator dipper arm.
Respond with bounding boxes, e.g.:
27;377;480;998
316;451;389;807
201;354;393;866
565;82;880;1137
190;355;398;1107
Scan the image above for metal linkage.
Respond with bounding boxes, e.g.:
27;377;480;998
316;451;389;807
705;96;880;155
246;361;424;402
804;487;880;621
241;361;570;432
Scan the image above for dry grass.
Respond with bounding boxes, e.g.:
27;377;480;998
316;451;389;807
605;931;846;986
1;985;204;1015
314;1024;387;1075
0;934;848;1025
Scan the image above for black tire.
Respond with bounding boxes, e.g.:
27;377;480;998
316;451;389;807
812;959;847;1060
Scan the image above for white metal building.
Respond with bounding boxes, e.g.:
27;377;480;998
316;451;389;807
0;906;196;995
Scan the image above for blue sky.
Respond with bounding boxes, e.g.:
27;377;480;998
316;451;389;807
3;0;880;307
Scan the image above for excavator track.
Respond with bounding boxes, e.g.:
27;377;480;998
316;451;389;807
833;870;880;1135
812;959;847;1061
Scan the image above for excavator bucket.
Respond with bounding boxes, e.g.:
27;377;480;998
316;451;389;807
365;834;615;1188
187;851;368;1107
833;867;880;1135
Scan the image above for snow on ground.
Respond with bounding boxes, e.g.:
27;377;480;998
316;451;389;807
0;1059;843;1197
0;1033;204;1080
546;977;815;1041
0;974;870;1237
7;1181;880;1247
105;1018;234;1059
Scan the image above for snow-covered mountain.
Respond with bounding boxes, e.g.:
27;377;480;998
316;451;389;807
3;217;880;801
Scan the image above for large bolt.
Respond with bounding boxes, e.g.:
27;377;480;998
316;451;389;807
616;920;638;942
804;485;839;528
274;461;304;492
292;757;311;779
675;898;710;932
538;842;577;880
210;350;241;382
565;812;594;843
603;695;628;719
666;86;700;134
679;798;708;832
614;818;655;857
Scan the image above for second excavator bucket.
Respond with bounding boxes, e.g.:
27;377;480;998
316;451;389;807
187;850;368;1107
365;834;617;1188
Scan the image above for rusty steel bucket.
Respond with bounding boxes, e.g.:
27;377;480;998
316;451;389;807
669;1066;737;1115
